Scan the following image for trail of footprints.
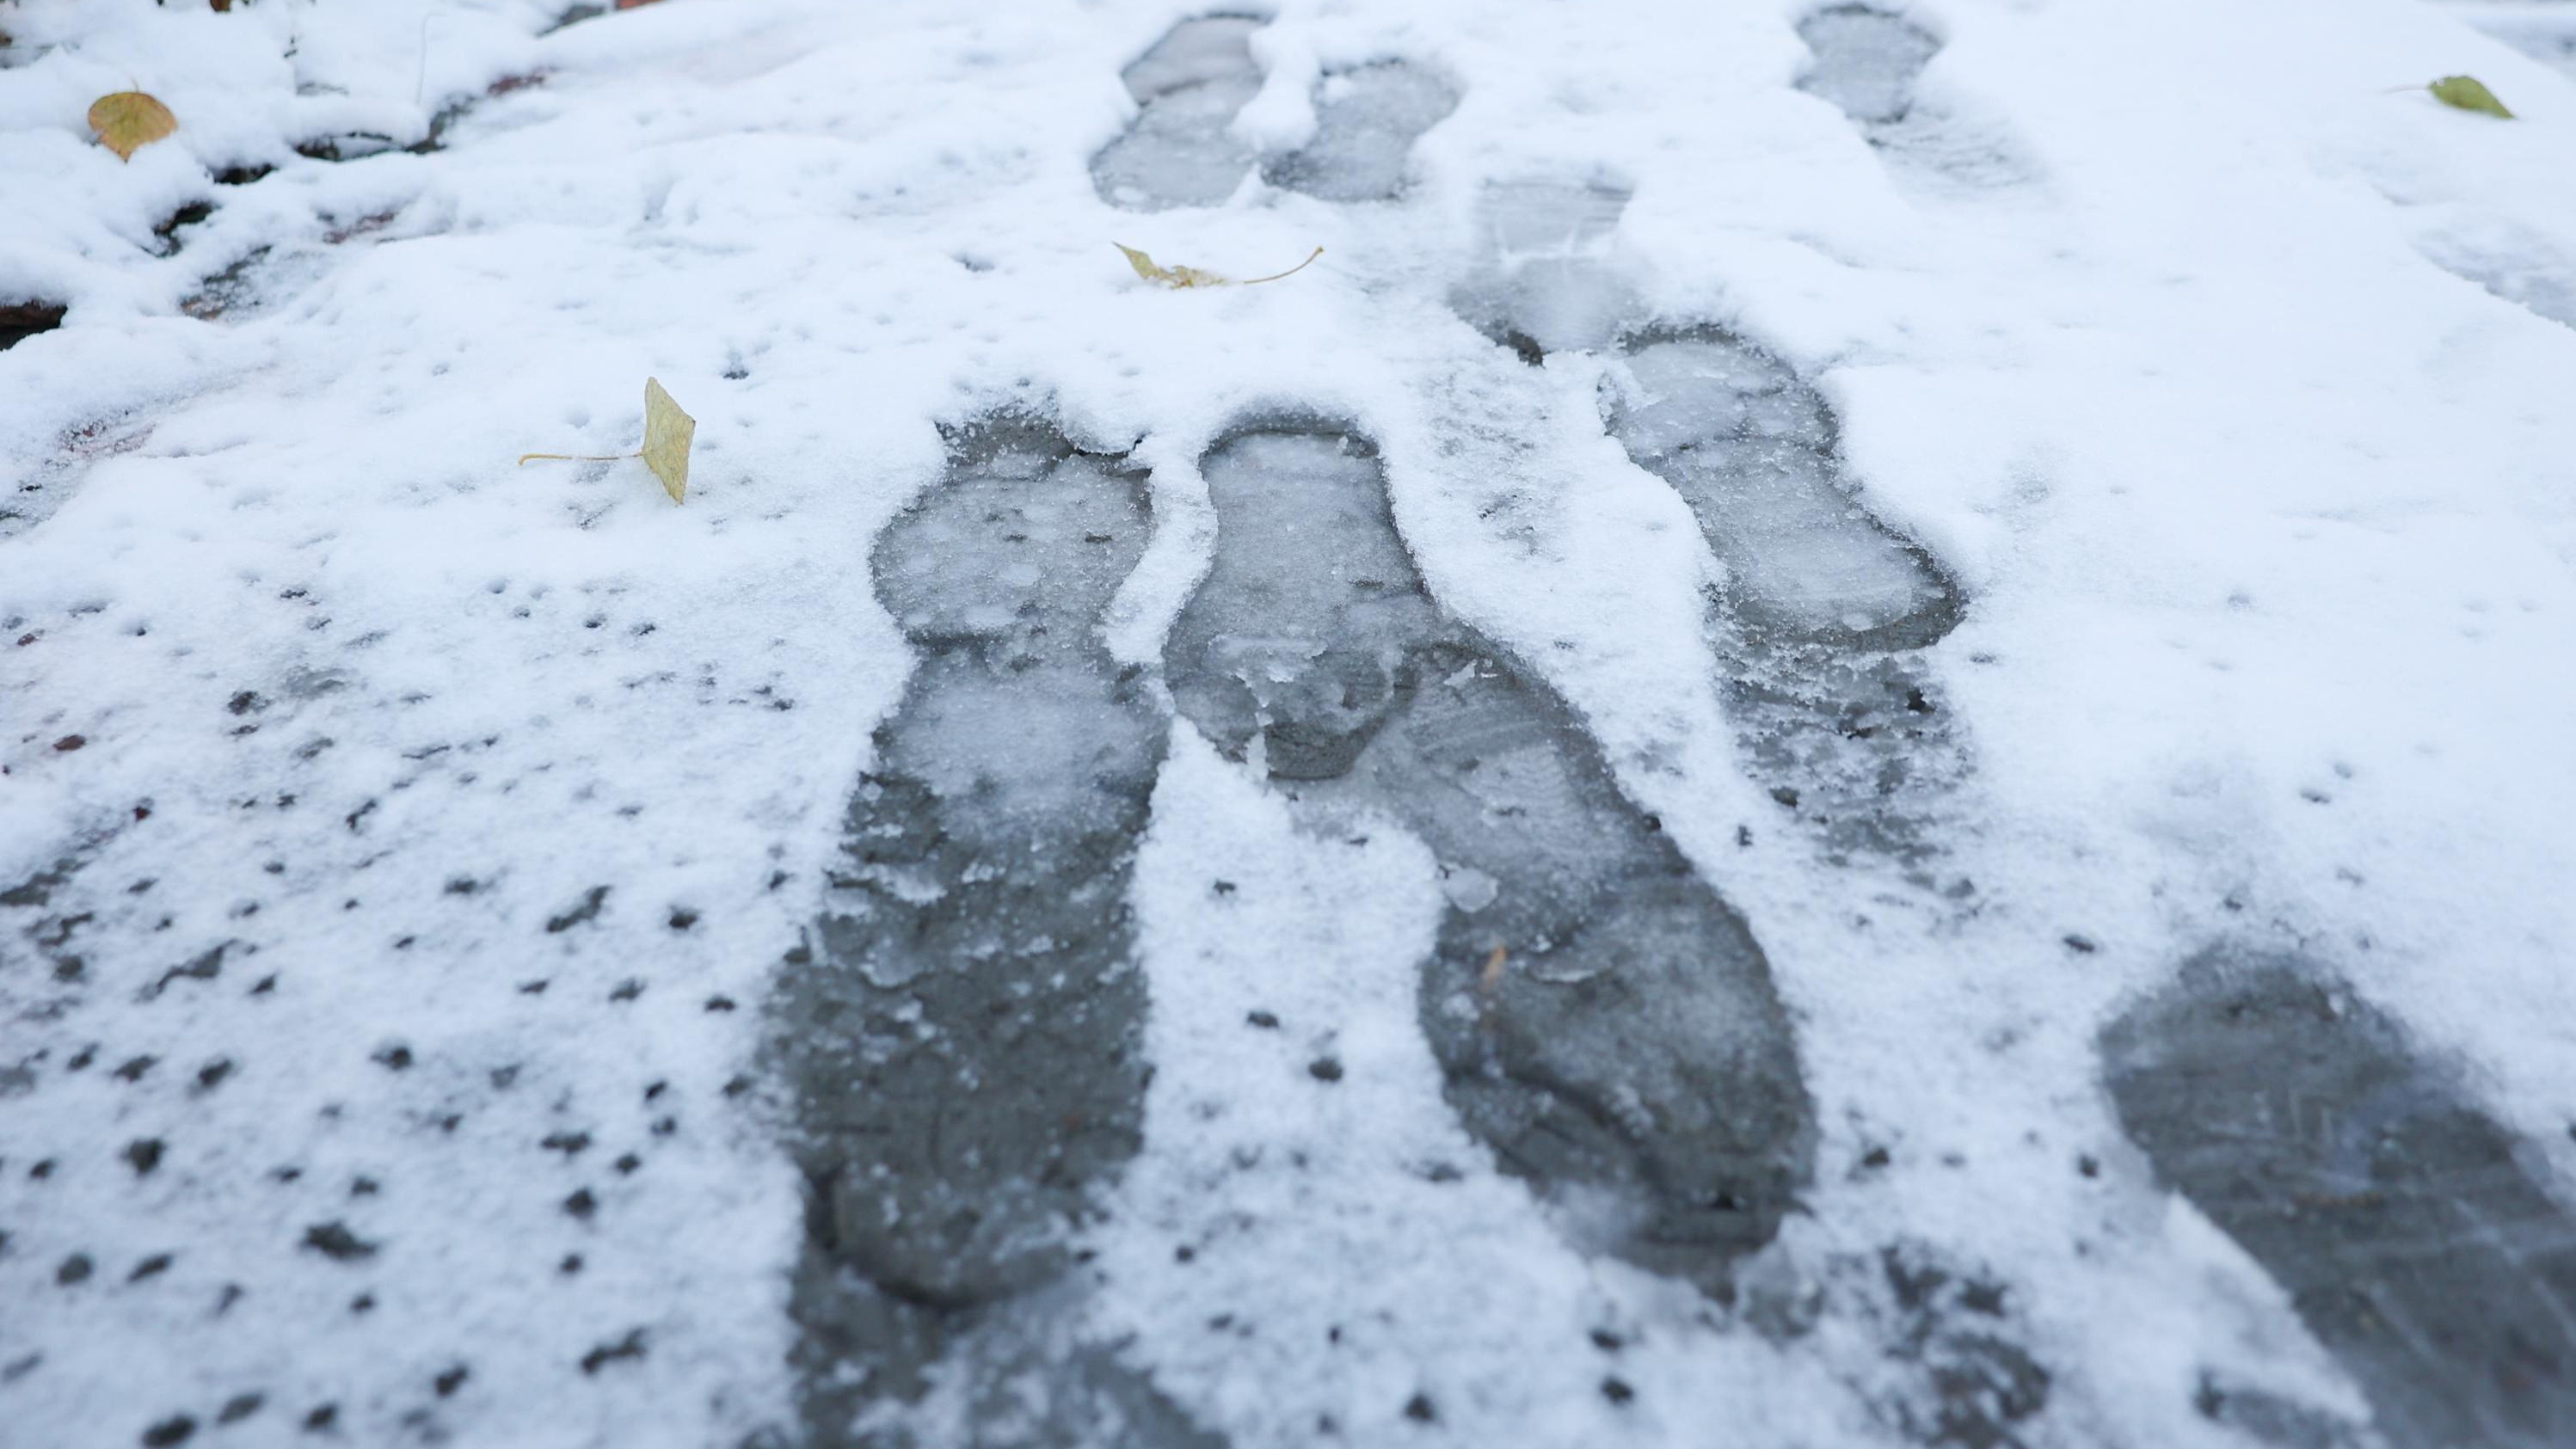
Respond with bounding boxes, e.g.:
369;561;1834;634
765;9;2576;1448
0;7;2529;1448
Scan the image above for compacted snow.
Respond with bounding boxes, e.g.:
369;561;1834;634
3;2;2575;1447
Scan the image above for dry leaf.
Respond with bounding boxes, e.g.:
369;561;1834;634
1116;243;1228;288
640;377;694;503
1479;944;1508;993
89;91;177;162
2428;75;2513;119
517;377;697;504
1116;243;1321;290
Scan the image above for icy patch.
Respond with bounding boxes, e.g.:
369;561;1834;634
2103;950;2576;1449
2405;210;2576;331
768;414;1211;1448
1163;422;1814;1292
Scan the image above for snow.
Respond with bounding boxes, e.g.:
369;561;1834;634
3;0;2574;1446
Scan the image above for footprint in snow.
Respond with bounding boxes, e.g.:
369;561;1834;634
1449;166;2042;1447
1796;5;2036;195
1163;419;1817;1294
2103;949;2576;1449
1603;328;1970;874
767;413;1220;1449
1456;178;1972;876
1796;4;1942;128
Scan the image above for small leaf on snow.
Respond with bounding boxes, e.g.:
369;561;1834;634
89;91;177;162
640;377;695;503
516;378;697;505
2429;75;2513;119
1116;243;1228;288
1116;243;1322;290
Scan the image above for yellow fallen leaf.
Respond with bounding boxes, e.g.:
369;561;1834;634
1116;243;1321;290
1116;243;1227;288
1479;943;1508;993
517;376;697;504
639;377;694;503
89;91;177;162
2428;74;2513;119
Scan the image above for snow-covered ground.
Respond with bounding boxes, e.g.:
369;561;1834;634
3;1;2574;1446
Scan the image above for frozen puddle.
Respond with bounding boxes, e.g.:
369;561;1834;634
1092;15;1452;210
2102;951;2576;1449
768;416;1216;1447
1603;331;1968;866
1164;423;1815;1291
